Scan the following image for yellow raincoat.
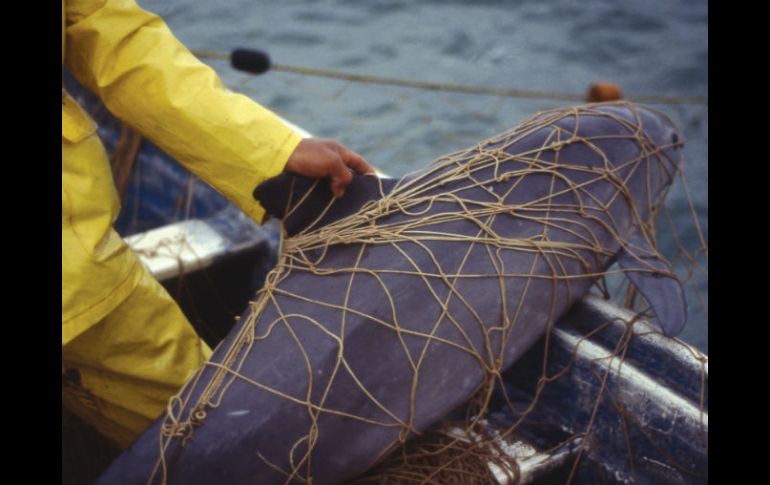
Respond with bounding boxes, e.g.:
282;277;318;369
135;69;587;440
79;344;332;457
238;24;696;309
62;0;302;448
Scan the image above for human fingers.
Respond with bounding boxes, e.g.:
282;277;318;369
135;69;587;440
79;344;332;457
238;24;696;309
329;158;354;198
338;144;375;175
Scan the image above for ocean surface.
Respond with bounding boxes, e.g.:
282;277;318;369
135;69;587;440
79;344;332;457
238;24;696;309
139;0;708;352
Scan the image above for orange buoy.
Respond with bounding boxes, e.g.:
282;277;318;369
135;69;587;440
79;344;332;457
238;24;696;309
586;82;623;102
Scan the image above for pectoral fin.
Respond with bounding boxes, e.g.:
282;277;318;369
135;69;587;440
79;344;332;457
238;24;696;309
617;230;687;337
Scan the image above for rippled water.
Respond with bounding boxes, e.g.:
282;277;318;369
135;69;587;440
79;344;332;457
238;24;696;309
138;0;708;352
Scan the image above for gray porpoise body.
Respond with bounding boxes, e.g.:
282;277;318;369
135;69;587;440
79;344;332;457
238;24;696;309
97;103;683;484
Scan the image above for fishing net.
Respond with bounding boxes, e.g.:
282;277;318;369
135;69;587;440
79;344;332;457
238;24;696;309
143;102;707;484
346;102;709;485
64;62;707;482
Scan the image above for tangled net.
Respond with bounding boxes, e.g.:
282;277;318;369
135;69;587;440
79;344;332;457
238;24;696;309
148;102;705;484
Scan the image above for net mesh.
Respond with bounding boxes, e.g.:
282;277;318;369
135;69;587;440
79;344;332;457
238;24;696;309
148;102;706;484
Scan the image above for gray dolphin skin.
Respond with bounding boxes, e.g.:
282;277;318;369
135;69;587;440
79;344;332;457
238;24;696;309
97;103;685;484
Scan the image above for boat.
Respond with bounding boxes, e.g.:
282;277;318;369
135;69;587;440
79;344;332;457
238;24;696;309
62;71;708;484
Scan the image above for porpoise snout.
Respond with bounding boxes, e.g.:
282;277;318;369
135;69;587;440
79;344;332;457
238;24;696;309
646;107;684;183
600;103;683;184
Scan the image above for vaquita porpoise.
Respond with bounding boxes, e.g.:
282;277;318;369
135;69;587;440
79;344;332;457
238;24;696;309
98;102;686;484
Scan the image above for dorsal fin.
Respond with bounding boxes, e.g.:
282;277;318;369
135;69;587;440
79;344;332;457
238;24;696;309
253;173;398;236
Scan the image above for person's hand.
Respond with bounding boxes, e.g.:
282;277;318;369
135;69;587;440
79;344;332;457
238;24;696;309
284;138;375;198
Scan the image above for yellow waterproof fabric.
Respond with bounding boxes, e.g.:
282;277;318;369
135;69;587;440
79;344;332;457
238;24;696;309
62;0;303;343
62;0;302;445
62;270;212;449
62;94;146;345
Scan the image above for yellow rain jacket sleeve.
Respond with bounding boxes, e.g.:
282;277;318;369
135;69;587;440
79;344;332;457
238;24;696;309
62;0;302;345
65;0;302;222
